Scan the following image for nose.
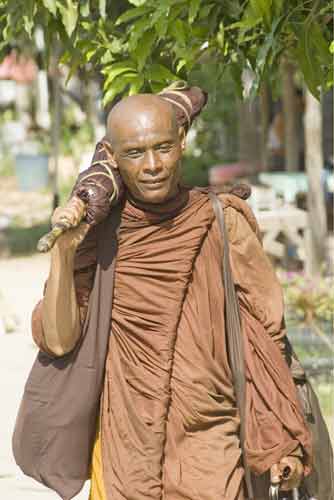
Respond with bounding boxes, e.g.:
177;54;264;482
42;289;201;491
143;150;163;176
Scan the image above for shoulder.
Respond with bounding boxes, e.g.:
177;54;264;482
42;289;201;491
217;191;262;242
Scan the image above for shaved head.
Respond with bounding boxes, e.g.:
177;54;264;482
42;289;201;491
105;93;185;204
106;94;178;145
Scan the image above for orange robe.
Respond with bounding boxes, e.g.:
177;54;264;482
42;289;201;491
32;190;311;500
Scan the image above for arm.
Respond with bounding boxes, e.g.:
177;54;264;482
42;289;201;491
221;195;309;488
41;226;88;356
32;197;96;357
223;197;287;351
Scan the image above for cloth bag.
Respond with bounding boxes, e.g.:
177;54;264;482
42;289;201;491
209;192;333;500
12;207;122;500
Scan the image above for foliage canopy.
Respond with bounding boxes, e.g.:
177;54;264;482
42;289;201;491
0;0;332;104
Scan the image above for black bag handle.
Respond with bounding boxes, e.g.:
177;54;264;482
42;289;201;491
209;192;254;500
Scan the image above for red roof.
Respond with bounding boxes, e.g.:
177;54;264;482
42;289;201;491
0;51;37;83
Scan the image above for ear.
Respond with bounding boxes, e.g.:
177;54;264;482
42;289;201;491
178;126;186;151
103;140;118;169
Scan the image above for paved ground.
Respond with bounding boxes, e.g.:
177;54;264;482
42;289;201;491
0;254;90;499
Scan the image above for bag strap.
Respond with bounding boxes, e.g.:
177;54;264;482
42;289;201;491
208;192;254;500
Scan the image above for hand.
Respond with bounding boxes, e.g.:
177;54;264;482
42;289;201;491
51;196;89;254
51;195;86;229
271;456;304;491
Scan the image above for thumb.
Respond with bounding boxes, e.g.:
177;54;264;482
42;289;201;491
270;463;281;485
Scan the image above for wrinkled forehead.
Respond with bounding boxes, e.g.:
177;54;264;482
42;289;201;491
107;96;178;147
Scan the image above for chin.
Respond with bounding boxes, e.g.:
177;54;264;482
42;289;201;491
140;191;170;204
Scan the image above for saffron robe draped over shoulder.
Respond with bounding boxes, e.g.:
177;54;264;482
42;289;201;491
32;189;311;500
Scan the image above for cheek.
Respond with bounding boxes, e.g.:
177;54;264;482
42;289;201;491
117;162;139;185
164;148;182;172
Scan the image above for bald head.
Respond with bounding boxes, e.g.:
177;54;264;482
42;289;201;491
106;94;178;146
104;93;185;205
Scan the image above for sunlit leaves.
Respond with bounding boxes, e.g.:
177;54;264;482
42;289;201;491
189;0;201;23
115;5;152;26
42;0;57;17
0;0;332;103
133;29;156;70
102;60;137;87
22;0;36;37
128;0;148;6
57;0;79;37
145;63;178;83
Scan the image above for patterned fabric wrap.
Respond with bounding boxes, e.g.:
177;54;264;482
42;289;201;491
71;141;124;225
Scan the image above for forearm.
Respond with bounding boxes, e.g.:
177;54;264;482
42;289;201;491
42;244;81;356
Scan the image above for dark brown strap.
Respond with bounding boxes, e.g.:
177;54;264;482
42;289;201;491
208;192;254;500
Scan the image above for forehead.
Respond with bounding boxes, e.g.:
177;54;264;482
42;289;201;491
109;101;177;148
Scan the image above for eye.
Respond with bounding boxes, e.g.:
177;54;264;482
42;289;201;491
126;149;143;158
156;143;173;153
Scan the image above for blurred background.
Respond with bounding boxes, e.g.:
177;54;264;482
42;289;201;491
0;1;333;498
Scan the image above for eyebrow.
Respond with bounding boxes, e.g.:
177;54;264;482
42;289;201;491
120;137;175;150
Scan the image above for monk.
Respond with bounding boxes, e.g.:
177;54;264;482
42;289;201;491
31;94;311;500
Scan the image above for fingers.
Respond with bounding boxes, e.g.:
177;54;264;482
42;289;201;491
270;463;281;485
73;222;90;241
52;222;91;255
280;457;304;491
271;457;304;492
51;196;86;229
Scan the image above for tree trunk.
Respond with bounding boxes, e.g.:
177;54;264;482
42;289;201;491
304;88;327;275
281;61;299;171
238;99;261;170
259;83;270;170
50;46;61;211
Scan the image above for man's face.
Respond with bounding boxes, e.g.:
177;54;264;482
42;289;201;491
109;99;184;204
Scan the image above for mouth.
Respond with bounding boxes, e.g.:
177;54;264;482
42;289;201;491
140;178;168;189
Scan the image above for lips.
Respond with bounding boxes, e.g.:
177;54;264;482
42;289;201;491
140;177;168;187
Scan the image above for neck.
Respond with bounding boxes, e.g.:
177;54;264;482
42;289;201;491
125;186;189;217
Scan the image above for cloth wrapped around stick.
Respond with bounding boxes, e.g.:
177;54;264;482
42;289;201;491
37;82;208;252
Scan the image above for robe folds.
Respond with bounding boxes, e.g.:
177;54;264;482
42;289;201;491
32;188;311;500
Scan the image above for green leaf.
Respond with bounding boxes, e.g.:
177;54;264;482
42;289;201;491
23;0;36;37
57;0;79;37
217;21;224;49
80;0;89;17
176;59;187;72
108;38;123;54
150;3;169;26
296;31;320;98
103;61;137;87
170;19;186;46
129;16;150;50
66;57;82;84
129;75;145;95
115;5;152;25
292;18;332;97
42;0;57;16
229;62;243;99
85;48;96;62
225;0;242;18
198;3;215;20
101;51;114;65
330;41;334;54
272;0;284;17
189;0;201;23
250;0;272;28
309;21;332;64
133;29;156;71
99;0;106;19
155;13;169;38
128;0;147;5
145;63;178;82
103;73;138;106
